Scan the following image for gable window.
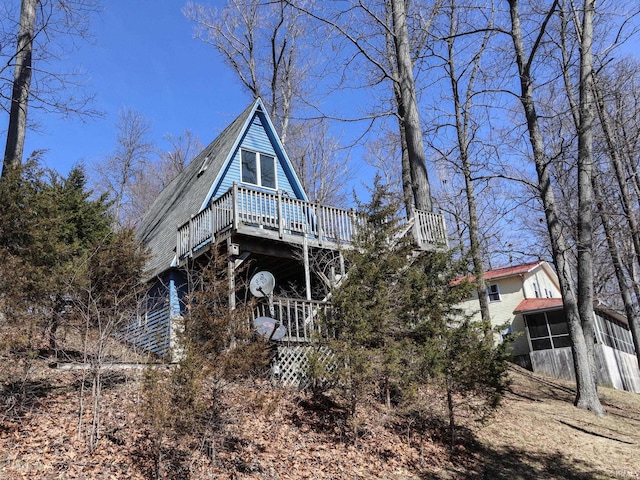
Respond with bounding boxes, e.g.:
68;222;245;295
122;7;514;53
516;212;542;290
525;310;571;351
241;149;276;189
487;284;501;302
533;282;540;298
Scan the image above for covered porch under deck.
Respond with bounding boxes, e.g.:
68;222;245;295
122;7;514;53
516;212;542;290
172;185;450;386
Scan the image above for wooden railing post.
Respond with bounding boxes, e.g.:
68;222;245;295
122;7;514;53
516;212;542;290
189;214;196;257
277;190;284;238
412;212;422;248
349;208;357;242
209;203;214;243
232;182;239;230
317;205;324;246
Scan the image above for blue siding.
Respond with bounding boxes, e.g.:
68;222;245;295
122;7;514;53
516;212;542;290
121;270;188;358
211;112;303;200
119;307;172;357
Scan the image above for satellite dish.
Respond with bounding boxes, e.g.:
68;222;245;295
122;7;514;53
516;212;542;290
253;316;287;341
250;271;275;298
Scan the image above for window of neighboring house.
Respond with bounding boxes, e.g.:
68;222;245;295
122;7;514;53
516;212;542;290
241;149;276;189
596;314;635;354
487;284;501;302
533;282;540;298
525;310;572;351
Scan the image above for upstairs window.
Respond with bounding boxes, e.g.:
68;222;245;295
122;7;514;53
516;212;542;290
241;149;276;189
487;284;501;302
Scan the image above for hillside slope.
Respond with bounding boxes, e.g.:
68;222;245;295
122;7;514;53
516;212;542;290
1;355;639;479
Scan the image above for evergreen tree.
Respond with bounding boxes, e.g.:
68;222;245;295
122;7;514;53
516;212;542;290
315;179;508;445
0;159;123;351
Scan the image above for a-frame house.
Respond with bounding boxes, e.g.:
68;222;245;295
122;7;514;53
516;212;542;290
130;99;448;377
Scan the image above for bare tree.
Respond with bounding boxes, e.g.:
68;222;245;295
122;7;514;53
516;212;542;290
126;129;203;219
507;0;604;415
185;0;354;205
574;0;598;385
286;119;352;205
286;0;437;213
2;0;37;178
184;0;308;144
434;0;496;334
0;0;100;178
72;229;147;452
93;109;155;229
591;63;640;369
157;130;202;187
390;0;433;212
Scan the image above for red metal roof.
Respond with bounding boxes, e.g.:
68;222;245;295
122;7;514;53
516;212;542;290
483;260;544;281
513;298;563;314
452;260;545;285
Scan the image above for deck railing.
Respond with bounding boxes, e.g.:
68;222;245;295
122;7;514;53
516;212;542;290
177;184;448;259
253;297;331;343
413;209;449;248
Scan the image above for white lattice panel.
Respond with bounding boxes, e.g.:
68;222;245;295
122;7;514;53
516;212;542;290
273;345;335;388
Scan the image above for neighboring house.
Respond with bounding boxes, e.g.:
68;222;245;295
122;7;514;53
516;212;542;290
459;261;640;393
128;98;448;384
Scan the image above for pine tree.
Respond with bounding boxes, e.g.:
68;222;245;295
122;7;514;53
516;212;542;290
314;178;508;445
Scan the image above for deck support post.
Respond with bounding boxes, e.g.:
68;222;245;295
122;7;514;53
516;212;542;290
303;237;312;301
228;255;236;310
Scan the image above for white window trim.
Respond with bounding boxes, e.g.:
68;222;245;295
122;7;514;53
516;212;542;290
241;148;277;190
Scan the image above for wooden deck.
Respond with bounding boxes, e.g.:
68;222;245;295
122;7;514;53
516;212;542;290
177;184;448;261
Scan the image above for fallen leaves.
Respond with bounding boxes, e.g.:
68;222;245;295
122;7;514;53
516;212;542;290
2;356;640;479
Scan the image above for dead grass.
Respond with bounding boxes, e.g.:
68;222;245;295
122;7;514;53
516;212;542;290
1;345;639;479
474;365;640;479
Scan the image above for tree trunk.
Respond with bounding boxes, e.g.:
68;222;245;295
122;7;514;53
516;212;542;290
393;85;415;219
576;0;597;381
593;76;640;305
2;0;37;179
446;378;456;452
390;0;432;213
593;175;640;369
445;0;491;337
592;75;640;370
508;0;603;415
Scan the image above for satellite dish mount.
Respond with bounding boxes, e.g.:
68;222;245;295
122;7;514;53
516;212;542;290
250;271;276;316
250;271;285;340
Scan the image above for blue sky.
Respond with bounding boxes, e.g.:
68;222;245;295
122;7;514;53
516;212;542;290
21;0;251;175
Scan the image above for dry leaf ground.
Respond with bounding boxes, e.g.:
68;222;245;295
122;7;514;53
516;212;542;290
1;346;639;479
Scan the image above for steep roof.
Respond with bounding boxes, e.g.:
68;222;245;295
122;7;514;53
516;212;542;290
137;101;258;279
